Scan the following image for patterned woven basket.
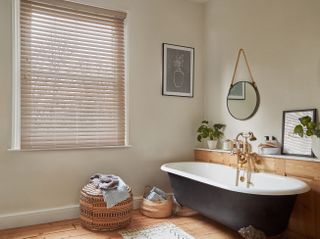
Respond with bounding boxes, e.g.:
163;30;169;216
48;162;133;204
80;183;133;231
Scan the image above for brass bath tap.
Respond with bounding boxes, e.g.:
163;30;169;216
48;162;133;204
231;132;259;188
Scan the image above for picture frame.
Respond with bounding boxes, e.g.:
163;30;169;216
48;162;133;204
228;82;246;100
162;43;194;97
281;109;317;157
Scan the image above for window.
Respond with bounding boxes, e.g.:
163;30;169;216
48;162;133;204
12;0;127;150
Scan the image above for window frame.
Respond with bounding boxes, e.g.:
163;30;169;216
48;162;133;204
11;0;130;151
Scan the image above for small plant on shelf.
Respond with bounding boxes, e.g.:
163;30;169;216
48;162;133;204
197;120;226;149
293;116;320;138
294;115;320;159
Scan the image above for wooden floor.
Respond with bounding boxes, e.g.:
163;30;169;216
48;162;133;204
0;210;242;239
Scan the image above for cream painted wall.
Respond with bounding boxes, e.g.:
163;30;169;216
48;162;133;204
0;0;204;215
3;0;319;222
204;0;320;149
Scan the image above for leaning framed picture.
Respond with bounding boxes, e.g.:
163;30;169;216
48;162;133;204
162;43;194;97
281;109;317;157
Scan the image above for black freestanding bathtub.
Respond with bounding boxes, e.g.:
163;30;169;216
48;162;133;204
161;162;310;237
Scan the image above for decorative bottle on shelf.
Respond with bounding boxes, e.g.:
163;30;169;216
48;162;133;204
222;139;233;151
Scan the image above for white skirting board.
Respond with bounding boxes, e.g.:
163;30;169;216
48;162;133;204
0;196;143;230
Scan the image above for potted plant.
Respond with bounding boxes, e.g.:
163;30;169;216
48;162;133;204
294;116;320;159
197;120;226;150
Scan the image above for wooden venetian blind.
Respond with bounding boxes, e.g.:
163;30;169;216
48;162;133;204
20;0;127;150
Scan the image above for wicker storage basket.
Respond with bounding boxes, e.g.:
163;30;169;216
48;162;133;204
80;183;133;231
140;197;173;218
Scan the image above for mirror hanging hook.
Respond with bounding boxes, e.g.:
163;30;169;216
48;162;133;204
230;48;256;87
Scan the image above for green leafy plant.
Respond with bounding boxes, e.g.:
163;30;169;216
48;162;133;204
197;120;226;142
293;116;320;138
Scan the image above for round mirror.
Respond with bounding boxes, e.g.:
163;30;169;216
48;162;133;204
227;81;260;120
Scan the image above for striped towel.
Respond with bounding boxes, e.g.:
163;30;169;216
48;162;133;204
101;176;130;208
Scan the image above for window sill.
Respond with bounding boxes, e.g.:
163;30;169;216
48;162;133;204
8;145;132;152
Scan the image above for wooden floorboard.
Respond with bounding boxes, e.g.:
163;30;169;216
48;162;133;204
0;210;242;239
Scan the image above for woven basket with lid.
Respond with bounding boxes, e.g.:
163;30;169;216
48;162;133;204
80;183;133;231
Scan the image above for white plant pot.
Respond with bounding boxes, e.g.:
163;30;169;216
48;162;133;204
207;140;218;150
312;135;320;159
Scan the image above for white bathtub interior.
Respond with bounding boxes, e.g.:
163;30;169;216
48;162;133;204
161;162;310;196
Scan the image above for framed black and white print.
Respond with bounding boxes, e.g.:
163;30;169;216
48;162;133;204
281;109;317;157
162;43;194;97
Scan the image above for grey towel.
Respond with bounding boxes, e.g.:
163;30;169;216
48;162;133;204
90;174;119;190
102;177;130;208
89;174;130;208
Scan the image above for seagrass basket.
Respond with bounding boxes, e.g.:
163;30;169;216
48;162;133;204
140;186;173;218
140;197;173;218
80;183;133;231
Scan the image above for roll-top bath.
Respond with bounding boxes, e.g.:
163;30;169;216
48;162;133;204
161;161;310;237
161;162;309;196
